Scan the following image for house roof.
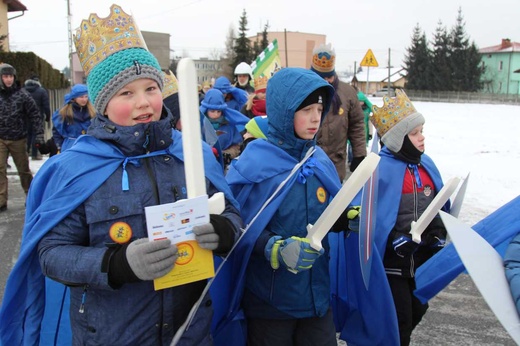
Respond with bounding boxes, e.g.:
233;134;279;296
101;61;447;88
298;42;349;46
353;67;406;83
4;0;27;12
480;40;520;54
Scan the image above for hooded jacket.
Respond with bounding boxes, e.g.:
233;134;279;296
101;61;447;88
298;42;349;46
24;79;51;122
211;68;339;344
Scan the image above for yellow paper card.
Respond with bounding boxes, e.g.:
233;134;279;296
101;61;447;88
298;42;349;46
153;240;214;290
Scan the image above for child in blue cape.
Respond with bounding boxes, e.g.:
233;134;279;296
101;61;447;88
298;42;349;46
200;88;249;167
0;4;242;346
213;76;249;112
51;84;97;152
370;89;449;346
216;67;350;346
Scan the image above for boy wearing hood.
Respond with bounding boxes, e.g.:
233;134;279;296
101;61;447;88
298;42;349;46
220;67;349;345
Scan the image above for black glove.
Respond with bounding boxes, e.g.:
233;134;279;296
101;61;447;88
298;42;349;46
222;152;233;166
423;218;447;252
332;206;361;233
34;133;45;147
391;231;419;258
350;156;365;172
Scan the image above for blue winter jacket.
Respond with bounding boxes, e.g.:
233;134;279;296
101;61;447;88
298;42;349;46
0;108;242;346
224;68;337;321
52;102;93;151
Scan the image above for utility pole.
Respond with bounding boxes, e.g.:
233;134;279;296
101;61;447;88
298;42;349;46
67;0;74;83
387;48;391;91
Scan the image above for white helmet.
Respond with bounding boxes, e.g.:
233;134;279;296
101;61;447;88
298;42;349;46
234;62;252;78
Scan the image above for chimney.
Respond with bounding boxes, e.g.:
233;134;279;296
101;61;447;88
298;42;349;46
501;38;512;49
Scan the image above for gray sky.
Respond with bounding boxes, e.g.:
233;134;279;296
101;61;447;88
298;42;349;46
7;0;520;73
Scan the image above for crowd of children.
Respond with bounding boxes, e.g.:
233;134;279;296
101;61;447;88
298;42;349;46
1;3;518;346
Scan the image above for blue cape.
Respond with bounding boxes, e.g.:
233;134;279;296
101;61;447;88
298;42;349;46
0;130;237;346
211;139;340;345
415;195;520;303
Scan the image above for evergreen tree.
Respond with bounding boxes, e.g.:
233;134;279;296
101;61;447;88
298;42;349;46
252;22;270;59
449;8;483;91
430;21;451;91
403;24;432;90
232;9;253;69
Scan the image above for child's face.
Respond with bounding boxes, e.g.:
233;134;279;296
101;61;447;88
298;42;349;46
105;78;163;126
74;95;89;107
207;110;222;120
408;124;425;152
294;103;322;140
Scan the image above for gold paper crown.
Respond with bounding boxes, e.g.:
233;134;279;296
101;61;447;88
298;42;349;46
371;89;419;137
162;70;179;99
254;75;269;92
311;43;336;73
73;4;147;76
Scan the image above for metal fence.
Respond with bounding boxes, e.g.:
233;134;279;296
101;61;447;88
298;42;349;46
45;89;68;137
404;90;520;105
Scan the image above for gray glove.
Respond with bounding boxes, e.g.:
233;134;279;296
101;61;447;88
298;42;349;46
192;223;219;250
126;238;178;280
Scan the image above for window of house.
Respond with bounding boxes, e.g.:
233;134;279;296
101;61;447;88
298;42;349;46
499;61;503;71
498;81;503;91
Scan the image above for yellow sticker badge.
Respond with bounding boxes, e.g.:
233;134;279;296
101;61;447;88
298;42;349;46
339;107;344;115
175;242;194;265
109;221;133;244
316;187;327;203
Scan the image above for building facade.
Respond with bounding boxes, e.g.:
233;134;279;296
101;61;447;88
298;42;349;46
0;0;28;52
480;39;520;94
249;31;326;68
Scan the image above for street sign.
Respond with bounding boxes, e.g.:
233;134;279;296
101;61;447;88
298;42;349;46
360;49;379;67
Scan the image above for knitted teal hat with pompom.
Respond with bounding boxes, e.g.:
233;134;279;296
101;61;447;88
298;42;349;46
87;48;163;114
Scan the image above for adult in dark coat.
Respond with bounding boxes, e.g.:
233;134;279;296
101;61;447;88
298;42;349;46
24;76;51;159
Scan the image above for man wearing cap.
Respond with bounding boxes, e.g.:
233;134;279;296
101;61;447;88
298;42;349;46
310;43;367;181
0;63;44;212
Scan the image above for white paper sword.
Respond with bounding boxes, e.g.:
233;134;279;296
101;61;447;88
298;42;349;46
409;176;460;243
306;152;380;251
176;58;225;214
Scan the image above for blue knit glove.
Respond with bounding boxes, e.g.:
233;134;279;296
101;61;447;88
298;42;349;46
265;236;324;273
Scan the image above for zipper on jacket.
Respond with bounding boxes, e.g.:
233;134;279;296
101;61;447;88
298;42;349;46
79;284;89;313
144;158;160;204
173;185;181;201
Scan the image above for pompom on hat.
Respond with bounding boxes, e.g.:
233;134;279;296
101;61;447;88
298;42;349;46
73;4;163;114
310;43;336;78
371;89;425;153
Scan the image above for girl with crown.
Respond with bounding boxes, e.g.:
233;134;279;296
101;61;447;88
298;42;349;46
369;89;449;346
0;5;242;346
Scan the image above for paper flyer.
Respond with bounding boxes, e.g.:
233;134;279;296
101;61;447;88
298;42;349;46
145;195;215;290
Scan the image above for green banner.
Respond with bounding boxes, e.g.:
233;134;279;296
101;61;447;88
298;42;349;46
251;39;282;79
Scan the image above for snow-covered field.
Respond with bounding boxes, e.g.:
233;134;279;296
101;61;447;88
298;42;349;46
367;98;520;225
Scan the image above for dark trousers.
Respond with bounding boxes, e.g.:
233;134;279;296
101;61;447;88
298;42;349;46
246;309;337;346
0;138;33;206
387;275;429;346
